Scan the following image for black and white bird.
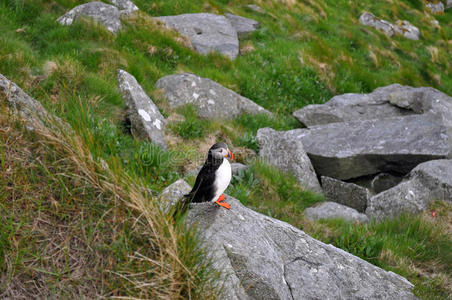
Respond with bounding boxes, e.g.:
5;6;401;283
183;142;234;210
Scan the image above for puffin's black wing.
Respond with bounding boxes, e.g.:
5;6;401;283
185;164;217;203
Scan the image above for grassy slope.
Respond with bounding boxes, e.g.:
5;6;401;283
1;0;452;298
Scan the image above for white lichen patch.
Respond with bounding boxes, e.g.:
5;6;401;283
138;109;151;121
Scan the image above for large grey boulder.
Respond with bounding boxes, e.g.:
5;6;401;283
293;84;414;127
304;202;369;223
117;69;167;148
108;0;138;15
155;13;239;60
182;187;417;299
426;1;445;14
321;176;371;212
155;73;271;119
57;2;122;34
359;12;420;40
224;13;260;38
366;159;452;220
283;114;450;180
256;128;322;194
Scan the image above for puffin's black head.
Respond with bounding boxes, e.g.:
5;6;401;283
208;142;234;160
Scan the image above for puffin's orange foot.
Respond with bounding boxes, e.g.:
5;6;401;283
215;199;231;210
217;194;226;202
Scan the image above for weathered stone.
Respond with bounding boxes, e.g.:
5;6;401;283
366;178;431;220
410;159;452;200
256;128;322;194
359;12;397;36
159;179;191;214
293;84;414;127
231;163;248;176
371;173;403;194
304;202;369;223
117;69;167;148
359;12;420;40
321;176;371;212
366;159;452;220
184;186;416;299
155;13;239;60
247;4;265;13
284;114;450;180
1;73;49;129
386;85;452;130
426;1;445;14
155;73;271;119
57;2;122;34
224;13;259;38
108;0;138;15
394;20;420;40
447;0;452;9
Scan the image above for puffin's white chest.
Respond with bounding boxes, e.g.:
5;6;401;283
212;159;232;201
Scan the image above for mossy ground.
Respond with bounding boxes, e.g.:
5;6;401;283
1;0;452;298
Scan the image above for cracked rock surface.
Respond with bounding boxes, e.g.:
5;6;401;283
171;180;418;300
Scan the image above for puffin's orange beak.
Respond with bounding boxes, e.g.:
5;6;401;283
227;150;234;160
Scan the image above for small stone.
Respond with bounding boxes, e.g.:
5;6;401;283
321;176;371;212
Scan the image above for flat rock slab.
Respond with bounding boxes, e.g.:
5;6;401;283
293;84;415;127
117;69;167;148
155;73;271;119
304;201;369;223
182;186;416;300
155;13;239;60
256;128;322;194
366;159;452;220
57;1;122;34
321;176;371;212
224;13;259;38
284;115;450;180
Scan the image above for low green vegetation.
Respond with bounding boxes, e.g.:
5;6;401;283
1;0;452;298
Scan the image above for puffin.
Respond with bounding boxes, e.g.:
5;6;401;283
184;142;234;210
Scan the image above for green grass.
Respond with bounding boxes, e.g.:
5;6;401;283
1;0;452;298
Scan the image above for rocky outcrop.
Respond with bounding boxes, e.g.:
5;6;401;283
293;84;415;127
117;69;167;148
366;159;452;220
285;114;450;180
155;13;239;60
256;128;322;194
108;0;138;15
304;202;369;223
359;12;420;40
425;1;445;14
321;176;370;212
57;2;122;34
155;73;271;119
179;188;417;299
1;74;50;129
224;13;260;38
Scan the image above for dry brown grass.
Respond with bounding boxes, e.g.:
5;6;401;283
0;104;218;299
